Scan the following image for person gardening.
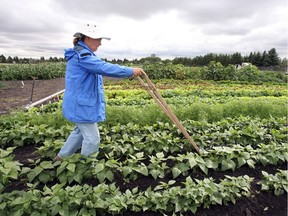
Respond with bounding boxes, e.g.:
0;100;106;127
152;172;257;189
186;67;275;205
54;24;144;161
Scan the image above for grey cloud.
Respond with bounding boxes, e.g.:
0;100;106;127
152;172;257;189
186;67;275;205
0;0;287;59
54;0;182;19
201;23;252;36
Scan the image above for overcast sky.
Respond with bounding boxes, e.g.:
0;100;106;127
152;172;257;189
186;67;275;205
1;0;287;60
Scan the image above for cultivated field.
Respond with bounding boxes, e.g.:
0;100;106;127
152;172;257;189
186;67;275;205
0;72;287;215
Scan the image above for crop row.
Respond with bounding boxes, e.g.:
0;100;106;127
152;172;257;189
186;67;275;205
1;139;287;192
0;171;287;215
0;117;286;153
22;143;288;185
0;63;66;80
12;94;286;125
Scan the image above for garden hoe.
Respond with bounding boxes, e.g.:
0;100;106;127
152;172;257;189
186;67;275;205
137;72;200;154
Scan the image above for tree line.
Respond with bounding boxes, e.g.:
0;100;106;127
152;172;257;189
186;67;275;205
172;48;285;66
0;48;286;69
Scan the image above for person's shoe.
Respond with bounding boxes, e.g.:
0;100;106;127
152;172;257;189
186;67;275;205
53;155;62;162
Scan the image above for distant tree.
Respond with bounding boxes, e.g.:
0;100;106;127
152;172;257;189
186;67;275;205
215;53;228;66
123;58;129;64
116;59;123;64
131;59;140;64
13;56;19;63
243;55;250;63
267;48;280;66
231;52;243;65
139;55;161;64
280;58;287;67
203;53;215;65
261;51;270;66
0;54;6;63
7;56;13;63
253;52;263;66
162;59;172;64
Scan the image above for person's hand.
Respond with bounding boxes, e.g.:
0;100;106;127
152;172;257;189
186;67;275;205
133;68;144;76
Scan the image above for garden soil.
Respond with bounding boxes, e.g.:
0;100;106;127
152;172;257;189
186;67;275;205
0;77;65;115
0;78;287;216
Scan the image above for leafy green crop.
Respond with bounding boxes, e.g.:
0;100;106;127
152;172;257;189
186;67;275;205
258;169;288;195
0;147;22;192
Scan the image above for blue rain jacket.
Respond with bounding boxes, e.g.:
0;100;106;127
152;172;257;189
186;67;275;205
62;41;133;123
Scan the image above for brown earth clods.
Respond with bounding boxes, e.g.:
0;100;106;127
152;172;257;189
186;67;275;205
0;78;287;216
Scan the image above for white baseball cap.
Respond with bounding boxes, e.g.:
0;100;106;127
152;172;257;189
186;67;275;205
73;24;111;40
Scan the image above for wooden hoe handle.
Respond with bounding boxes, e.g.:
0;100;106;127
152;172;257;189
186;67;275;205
137;72;200;154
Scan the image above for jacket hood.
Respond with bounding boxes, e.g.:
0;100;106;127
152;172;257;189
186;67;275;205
64;48;76;61
64;41;94;61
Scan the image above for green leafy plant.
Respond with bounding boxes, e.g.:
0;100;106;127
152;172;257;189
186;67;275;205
0;147;22;192
148;152;169;179
92;156;119;183
117;152;148;181
56;154;94;184
258;169;288;195
21;158;56;184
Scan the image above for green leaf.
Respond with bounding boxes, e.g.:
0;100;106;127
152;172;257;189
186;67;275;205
0;202;6;210
247;159;255;168
40;161;54;169
39;172;51;184
205;159;217;169
172;167;181;178
122;167;132;177
27;166;43;181
57;161;69;175
198;163;208;175
1;168;10;175
21;167;31;175
132;187;138;194
177;163;189;172
106;170;114;182
156;152;164;159
67;163;76;172
58;174;68;184
221;160;236;171
74;174;83;183
150;169;160;180
188;157;197;169
4;161;18;169
9;170;19;179
94;163;105;174
134;165;148;176
97;173;106;183
237;157;246;167
51;204;62;215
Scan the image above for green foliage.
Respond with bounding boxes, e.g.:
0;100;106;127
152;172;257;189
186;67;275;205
21;158;56;184
0;147;22;192
0;62;66;80
0;78;287;215
143;62;185;79
236;65;259;82
0;61;286;83
201;61;226;81
0;175;254;214
258;170;288;195
105;97;286;125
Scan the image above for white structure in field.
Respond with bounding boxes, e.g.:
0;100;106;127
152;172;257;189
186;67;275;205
235;62;252;69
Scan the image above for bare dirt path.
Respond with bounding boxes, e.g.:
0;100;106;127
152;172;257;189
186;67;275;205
0;78;65;115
